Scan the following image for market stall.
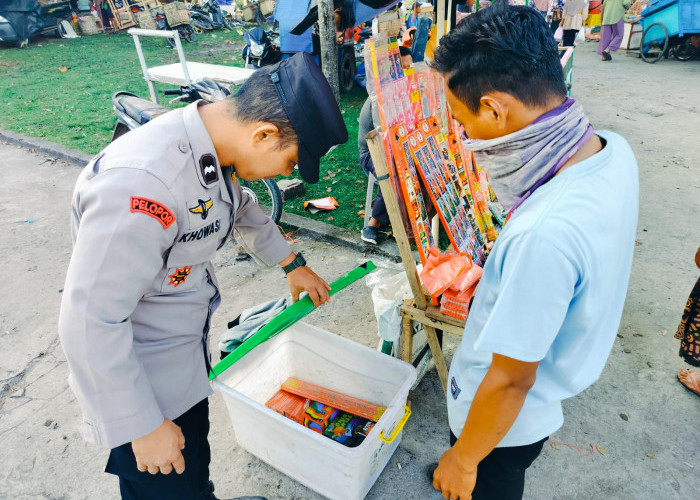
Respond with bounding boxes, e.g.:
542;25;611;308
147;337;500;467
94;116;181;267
362;31;578;394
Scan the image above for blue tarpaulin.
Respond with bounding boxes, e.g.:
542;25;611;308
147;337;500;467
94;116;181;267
275;0;314;53
274;0;400;53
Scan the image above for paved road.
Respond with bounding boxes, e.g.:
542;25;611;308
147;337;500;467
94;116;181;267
0;42;698;499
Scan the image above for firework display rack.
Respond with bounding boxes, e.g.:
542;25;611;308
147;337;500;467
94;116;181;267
364;36;505;393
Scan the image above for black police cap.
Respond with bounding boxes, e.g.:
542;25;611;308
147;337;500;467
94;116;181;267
265;52;348;184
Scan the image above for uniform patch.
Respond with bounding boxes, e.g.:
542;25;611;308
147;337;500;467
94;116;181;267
178;220;221;243
450;376;461;400
130;197;175;229
189;198;213;220
199;154;219;185
168;266;192;287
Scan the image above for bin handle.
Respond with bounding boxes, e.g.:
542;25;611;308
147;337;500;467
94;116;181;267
379;405;411;444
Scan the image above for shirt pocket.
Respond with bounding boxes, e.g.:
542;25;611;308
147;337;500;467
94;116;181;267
158;221;221;294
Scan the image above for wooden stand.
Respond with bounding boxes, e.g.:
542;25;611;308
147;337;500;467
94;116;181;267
366;130;465;395
105;0;137;30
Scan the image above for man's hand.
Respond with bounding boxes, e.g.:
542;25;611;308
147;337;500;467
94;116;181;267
432;446;478;500
132;419;186;475
286;266;331;307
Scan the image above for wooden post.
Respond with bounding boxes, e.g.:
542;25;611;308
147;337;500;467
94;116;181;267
366;130;450;393
318;0;340;103
401;303;414;365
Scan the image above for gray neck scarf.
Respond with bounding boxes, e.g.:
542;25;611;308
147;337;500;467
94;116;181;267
462;98;593;213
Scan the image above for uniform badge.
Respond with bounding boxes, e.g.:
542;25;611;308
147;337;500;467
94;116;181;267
199;154;219;185
450;376;461;400
189;198;213;220
168;266;192;287
130;197;175;229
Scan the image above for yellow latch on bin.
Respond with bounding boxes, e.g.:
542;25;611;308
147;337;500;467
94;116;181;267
379;406;411;444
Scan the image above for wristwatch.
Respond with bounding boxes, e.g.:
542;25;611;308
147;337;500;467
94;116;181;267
282;252;307;275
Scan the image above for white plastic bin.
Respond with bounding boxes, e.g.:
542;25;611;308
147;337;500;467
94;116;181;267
213;322;417;500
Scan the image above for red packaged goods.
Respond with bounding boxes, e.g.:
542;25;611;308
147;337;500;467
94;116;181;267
265;390;308;424
440;285;478;321
281;377;386;422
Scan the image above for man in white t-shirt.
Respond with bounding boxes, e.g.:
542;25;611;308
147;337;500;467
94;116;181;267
429;4;639;500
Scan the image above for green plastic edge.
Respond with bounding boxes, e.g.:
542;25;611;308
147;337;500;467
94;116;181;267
209;261;377;380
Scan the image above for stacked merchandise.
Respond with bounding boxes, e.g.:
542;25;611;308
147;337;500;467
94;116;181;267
364;36;502;269
266;378;384;448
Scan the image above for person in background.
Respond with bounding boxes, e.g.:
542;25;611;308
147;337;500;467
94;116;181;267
407;2;421;28
429;4;638;499
562;0;589;46
533;0;552;16
359;46;413;245
550;0;565;34
675;247;700;397
598;0;631;60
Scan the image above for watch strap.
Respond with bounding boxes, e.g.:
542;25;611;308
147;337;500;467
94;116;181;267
282;253;306;274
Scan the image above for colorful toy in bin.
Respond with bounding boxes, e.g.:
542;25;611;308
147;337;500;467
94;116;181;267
323;412;376;447
303;401;339;434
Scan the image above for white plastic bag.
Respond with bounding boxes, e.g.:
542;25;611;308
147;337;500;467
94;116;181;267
576;28;586;42
367;266;434;390
554;26;563;41
366;268;413;344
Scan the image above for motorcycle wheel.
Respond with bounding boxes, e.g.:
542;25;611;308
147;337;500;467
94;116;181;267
240;179;283;224
181;25;196;43
165;36;176;48
339;47;356;93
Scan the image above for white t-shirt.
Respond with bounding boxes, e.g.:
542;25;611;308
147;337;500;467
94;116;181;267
447;131;639;447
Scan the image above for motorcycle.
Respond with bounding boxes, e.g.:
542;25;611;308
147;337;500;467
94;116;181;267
188;0;233;32
111;80;283;224
153;8;196;47
241;27;282;69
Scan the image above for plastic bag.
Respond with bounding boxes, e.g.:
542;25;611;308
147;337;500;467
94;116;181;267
554;26;563;41
451;265;483;293
420;247;472;297
576;28;586;42
366;267;414;343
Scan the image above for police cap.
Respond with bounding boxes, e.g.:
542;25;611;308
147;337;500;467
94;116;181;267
266;52;349;184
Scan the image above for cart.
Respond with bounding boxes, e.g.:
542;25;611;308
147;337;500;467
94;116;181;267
640;0;700;63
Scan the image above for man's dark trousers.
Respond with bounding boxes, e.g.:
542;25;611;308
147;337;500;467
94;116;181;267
449;432;547;500
106;398;211;500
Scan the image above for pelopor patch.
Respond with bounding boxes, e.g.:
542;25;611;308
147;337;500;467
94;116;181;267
130;196;175;229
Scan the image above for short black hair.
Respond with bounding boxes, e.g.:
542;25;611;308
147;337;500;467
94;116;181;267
399;45;412;57
431;2;566;113
227;69;297;149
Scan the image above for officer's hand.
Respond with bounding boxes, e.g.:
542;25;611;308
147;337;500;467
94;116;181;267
132;419;186;475
286;266;331;307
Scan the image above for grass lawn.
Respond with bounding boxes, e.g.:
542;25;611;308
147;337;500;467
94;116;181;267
0;31;370;233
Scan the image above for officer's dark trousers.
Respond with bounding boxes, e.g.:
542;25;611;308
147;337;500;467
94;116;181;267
106;398;211;500
359;152;390;227
449;432;547;500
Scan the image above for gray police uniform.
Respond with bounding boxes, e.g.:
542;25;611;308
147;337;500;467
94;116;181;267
58;101;291;449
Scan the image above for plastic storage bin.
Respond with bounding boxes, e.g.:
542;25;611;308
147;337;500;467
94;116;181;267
213;322;416;500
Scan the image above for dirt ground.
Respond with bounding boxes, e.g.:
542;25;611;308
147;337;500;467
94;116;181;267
0;42;698;500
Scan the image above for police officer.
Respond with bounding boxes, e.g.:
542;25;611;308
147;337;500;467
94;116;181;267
58;53;348;500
